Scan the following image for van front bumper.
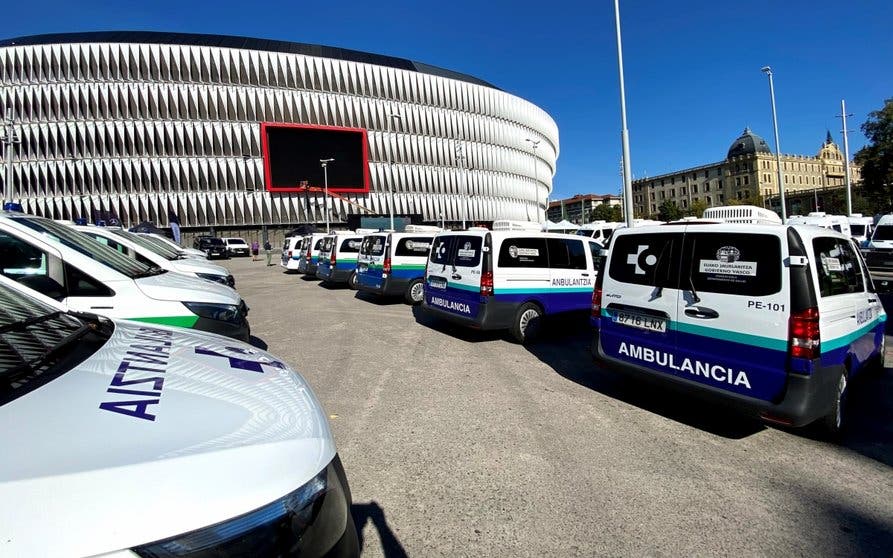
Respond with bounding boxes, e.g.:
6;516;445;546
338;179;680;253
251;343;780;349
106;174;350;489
590;329;840;428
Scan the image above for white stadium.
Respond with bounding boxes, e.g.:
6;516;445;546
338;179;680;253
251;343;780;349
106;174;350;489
0;32;558;231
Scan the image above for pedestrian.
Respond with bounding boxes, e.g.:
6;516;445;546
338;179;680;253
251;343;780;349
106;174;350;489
251;239;259;261
264;239;273;266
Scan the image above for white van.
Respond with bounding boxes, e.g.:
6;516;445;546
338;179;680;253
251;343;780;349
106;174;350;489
421;225;605;343
847;214;873;244
591;207;885;436
138;232;208;259
867;214;893;252
576;221;622;245
786;212;852;237
0;274;358;557
0;212;250;340
297;233;328;276
76;225;235;287
280;236;303;271
222;236;250;257
356;225;439;304
316;231;366;287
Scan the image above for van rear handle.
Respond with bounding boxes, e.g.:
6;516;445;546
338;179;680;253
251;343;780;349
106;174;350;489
684;307;719;319
581;272;590;277
451;273;462;280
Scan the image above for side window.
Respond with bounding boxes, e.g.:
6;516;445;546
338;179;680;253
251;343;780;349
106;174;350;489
88;234;126;254
546;238;570;269
498;237;548;268
686;232;781;296
566;239;587;270
135;252;155;267
608;233;682;288
589;242;606;271
395;237;433;257
65;263;113;297
813;237;863;297
313;239;323;251
0;232;48;277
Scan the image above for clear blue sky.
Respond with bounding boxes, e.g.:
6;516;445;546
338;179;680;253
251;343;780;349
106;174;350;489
4;0;891;200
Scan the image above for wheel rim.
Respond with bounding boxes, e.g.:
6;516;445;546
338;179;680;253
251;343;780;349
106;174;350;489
411;282;424;302
835;374;847;430
519;308;540;336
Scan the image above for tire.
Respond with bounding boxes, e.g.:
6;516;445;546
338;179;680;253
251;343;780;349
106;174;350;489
511;302;543;344
348;271;359;290
818;369;847;440
405;279;425;305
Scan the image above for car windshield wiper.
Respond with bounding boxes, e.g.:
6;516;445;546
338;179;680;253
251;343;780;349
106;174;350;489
0;311;64;335
133;266;166;278
1;319;97;383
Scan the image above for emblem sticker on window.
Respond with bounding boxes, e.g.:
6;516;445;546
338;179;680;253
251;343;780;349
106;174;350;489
698;246;757;276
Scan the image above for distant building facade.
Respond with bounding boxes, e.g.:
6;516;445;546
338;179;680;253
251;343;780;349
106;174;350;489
547;193;621;223
631;128;861;218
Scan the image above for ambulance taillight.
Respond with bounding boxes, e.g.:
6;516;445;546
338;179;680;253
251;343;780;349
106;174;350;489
591;287;603;317
383;257;392;276
789;307;820;359
480;271;494;296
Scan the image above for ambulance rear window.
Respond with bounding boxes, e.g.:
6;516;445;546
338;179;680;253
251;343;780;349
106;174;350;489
686;232;781;296
609;233;682;288
453;236;483;267
360;236;385;256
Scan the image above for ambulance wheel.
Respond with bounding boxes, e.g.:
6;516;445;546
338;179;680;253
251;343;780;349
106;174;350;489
512;302;543;344
406;279;424;305
348;271;358;290
819;370;847;439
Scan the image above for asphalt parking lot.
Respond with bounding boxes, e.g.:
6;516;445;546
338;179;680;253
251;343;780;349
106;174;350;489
230;256;893;557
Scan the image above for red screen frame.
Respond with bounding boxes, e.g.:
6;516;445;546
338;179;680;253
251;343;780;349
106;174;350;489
260;122;370;193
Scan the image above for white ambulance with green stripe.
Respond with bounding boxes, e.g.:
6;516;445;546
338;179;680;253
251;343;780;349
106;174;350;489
316;230;370;288
591;207;885;436
0;212;249;341
356;225;439;304
421;223;605;343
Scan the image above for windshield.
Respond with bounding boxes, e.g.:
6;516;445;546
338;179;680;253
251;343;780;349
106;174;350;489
873;225;893;241
850;225;866;236
110;229;181;260
0;280;110;405
227;238;247;245
203;238;225;246
144;234;181;250
13;217;152;278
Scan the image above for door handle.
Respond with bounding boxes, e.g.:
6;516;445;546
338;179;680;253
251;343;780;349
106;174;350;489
684;306;719;319
451;273;462;280
868;298;878;303
581;272;590;276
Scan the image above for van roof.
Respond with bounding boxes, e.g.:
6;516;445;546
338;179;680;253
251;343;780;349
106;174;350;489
614;221;856;242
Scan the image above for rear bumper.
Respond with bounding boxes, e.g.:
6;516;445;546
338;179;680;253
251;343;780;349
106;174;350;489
590;329;840;427
421;296;517;331
357;276;409;297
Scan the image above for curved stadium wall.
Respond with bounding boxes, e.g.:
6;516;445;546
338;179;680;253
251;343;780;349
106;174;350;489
0;32;558;229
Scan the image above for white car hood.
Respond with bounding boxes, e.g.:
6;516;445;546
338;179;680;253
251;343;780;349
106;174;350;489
135;271;239;304
0;321;335;557
169;258;231;276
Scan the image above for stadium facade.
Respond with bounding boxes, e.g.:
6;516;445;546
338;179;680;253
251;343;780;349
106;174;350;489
0;32;558;231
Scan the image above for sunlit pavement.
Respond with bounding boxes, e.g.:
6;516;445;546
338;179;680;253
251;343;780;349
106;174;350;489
228;257;893;557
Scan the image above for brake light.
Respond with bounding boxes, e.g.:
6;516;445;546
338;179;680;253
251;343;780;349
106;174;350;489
383;257;391;275
305;245;312;261
592;287;603;317
480;271;493;296
288;250;292;259
330;250;337;266
789;307;820;359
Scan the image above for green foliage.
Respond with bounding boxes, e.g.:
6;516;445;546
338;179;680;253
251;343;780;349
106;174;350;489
687;200;708;218
727;191;765;208
658;200;682;222
855;98;893;210
589;203;623;222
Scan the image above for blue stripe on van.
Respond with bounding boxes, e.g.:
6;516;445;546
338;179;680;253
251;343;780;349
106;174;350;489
496;290;592;314
496;287;593;294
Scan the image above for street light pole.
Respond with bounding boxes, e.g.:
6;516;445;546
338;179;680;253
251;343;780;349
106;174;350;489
456;141;468;229
614;0;635;228
525;138;540;222
320;158;334;233
761;66;786;221
2;106;22;209
388;112;403;231
838;99;854;216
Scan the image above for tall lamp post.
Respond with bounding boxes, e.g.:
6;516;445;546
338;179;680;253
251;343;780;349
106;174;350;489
2;106;21;210
838;100;854;215
761;66;786;221
456;141;468;229
388;112;403;231
320;158;334;233
525;138;540;222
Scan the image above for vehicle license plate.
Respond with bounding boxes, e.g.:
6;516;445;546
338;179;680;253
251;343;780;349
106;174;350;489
613;310;666;333
428;276;447;290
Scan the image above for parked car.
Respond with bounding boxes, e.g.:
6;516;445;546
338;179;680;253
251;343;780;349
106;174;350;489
223;237;251;257
139;232;208;259
194;236;228;259
0;274;358;558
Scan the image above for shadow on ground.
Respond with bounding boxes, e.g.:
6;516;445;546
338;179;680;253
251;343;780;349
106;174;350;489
300;275;321;282
411;305;504;343
351;501;408;558
354;291;406;306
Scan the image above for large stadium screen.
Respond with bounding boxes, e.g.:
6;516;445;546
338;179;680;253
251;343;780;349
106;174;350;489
261;123;369;193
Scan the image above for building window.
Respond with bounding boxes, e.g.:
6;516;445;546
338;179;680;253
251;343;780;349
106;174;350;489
693;184;698;193
735;177;741;187
719;194;724;202
682;199;688;208
681;187;686;195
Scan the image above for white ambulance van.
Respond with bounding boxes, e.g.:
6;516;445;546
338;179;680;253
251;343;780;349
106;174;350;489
421;222;605;343
848;214;874;244
356;225;439;304
868;214;893;252
591;206;885;436
786;212;852;237
75;225;235;287
298;232;328;276
316;230;369;288
576;221;622;245
0;274;358;557
0;211;250;340
280;236;303;271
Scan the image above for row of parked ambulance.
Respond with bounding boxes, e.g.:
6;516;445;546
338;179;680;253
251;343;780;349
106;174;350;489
285;205;886;439
0;207;360;556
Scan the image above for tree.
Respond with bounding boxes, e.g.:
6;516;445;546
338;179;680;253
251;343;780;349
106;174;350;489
589;203;623;222
687;200;708;218
658;200;682;222
854;98;893;210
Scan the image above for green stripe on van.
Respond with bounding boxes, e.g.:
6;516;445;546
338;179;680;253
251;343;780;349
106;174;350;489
129;315;200;328
497;287;593;294
447;282;480;292
393;264;426;270
822;317;885;352
675;321;789;351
